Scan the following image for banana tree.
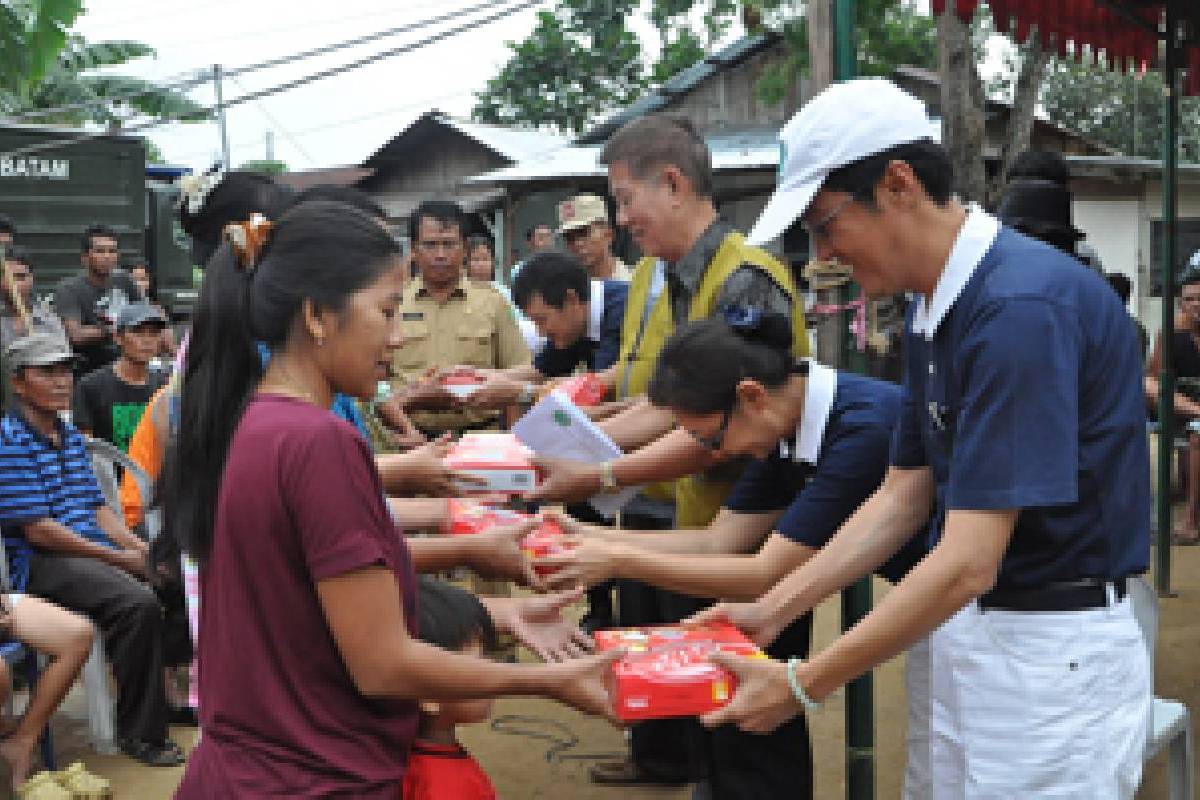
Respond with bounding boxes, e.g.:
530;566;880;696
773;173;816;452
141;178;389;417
0;0;206;127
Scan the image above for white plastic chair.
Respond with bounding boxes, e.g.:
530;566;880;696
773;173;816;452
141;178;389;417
85;436;161;755
1131;576;1194;799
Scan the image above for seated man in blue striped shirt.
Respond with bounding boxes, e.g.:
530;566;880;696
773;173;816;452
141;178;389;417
0;332;185;767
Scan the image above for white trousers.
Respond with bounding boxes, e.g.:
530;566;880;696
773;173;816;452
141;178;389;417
903;590;1150;799
903;636;933;798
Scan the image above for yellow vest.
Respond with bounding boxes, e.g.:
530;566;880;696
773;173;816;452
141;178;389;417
613;231;809;527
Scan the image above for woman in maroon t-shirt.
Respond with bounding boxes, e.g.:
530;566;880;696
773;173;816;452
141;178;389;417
162;201;617;798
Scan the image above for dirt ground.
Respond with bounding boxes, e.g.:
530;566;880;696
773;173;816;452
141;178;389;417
28;473;1198;800
30;549;1192;799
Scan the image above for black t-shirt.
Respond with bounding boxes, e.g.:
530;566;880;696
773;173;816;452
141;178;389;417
73;363;167;452
1172;330;1200;402
53;271;141;375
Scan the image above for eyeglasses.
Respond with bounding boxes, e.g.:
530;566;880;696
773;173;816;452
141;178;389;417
802;195;856;242
688;406;733;452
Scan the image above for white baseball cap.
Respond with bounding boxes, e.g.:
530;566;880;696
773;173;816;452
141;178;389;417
747;78;939;246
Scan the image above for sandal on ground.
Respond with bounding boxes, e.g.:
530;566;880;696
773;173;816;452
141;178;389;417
57;762;112;799
118;738;184;767
16;772;69;800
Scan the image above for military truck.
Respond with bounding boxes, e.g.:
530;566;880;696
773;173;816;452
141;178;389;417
0;123;196;316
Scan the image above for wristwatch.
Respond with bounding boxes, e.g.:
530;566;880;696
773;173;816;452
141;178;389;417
786;658;823;714
599;460;621;494
517;382;535;405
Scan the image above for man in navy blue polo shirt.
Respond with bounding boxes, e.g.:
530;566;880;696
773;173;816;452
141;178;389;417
0;332;186;767
461;250;629;408
532;316;925;799
691;79;1151;798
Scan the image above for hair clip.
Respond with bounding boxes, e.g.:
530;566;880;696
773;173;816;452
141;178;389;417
722;305;764;332
224;213;273;273
178;168;224;216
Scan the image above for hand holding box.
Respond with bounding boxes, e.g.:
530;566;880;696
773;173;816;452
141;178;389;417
593;623;767;721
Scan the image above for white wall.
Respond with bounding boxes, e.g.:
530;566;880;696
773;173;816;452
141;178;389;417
1074;198;1142;290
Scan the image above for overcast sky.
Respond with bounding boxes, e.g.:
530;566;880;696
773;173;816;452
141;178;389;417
70;0;690;172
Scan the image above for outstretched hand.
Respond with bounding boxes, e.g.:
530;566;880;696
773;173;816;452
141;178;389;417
544;648;623;721
685;601;787;649
494;587;595;662
470;518;540;586
698;651;802;734
524;457;602;504
534;536;620;591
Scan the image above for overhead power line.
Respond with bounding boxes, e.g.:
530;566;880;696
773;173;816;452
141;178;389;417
4;0;519;126
217;0;545;113
0;0;546;161
224;0;515;79
171;88;474;164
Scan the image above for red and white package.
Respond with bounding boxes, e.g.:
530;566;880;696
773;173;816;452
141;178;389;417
442;501;573;576
593;622;767;721
439;368;486;400
552;373;607;407
442;498;529;536
520;518;570;576
444;433;537;494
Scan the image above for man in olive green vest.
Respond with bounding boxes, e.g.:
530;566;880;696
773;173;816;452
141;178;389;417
529;114;809;792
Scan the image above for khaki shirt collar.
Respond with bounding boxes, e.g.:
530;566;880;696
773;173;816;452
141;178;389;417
412;275;469;301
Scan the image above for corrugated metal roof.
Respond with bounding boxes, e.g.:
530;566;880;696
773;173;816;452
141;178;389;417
438;116;568;163
575;32;781;145
362;111;567;167
466;129;780;186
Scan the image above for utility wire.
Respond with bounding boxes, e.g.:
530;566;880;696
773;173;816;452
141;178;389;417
227;75;317;166
4;0;519;126
218;0;544;112
0;0;545;161
170;88;474;163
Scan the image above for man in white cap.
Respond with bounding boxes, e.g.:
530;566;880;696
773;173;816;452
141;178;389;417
690;77;1151;798
557;193;634;282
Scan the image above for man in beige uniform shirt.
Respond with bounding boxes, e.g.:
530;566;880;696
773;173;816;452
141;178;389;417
558;193;634;282
390;200;531;440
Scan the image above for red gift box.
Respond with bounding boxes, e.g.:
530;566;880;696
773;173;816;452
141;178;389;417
553;373;607;407
439;368;486;400
444;433;537;494
520;519;569;576
443;499;529;536
593;623;766;721
442;502;572;576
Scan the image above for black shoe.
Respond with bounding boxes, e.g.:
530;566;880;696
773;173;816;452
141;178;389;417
120;737;185;767
168;705;198;726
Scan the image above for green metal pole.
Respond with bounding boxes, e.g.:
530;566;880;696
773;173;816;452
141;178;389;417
833;2;874;798
1156;3;1179;597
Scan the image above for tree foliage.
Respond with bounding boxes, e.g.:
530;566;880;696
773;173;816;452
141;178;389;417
752;0;936;105
474;0;937;132
238;159;289;177
0;1;206;127
472;1;647;133
1039;58;1200;163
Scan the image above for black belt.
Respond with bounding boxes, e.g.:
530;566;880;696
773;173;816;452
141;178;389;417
978;577;1128;612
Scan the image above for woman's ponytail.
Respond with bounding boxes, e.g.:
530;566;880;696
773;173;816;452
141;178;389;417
159;236;263;561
